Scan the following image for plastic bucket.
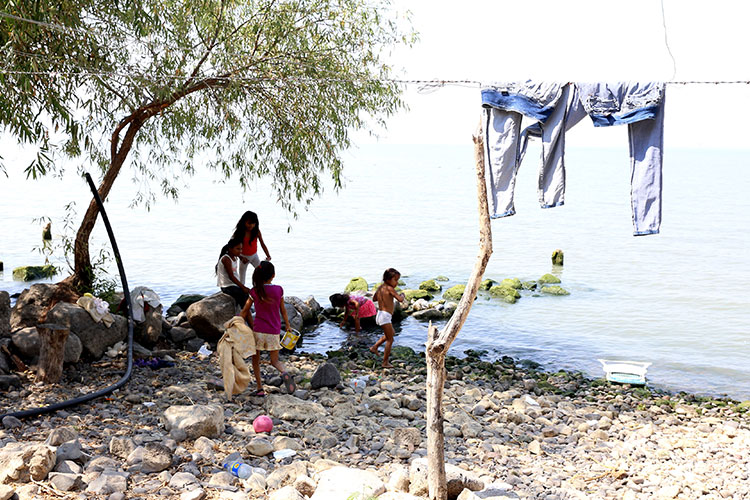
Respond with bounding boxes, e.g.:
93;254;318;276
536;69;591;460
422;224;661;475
280;329;300;350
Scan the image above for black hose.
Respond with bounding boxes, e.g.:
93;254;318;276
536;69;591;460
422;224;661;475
0;173;135;420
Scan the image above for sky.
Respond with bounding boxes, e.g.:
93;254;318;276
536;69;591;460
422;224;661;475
356;0;750;147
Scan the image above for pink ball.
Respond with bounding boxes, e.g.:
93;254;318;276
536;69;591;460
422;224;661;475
253;415;273;433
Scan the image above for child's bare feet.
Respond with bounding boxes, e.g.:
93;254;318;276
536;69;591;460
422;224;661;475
369;346;378;354
382;362;393;368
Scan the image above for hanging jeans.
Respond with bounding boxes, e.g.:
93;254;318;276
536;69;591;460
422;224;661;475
482;82;566;218
576;82;666;235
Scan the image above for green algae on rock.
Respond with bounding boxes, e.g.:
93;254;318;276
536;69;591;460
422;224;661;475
500;278;522;289
344;277;369;293
12;265;57;281
489;285;520;303
442;284;466;301
539;273;561;284
434;275;449;282
540;285;570;295
403;289;433;301
418;279;441;292
479;279;495;291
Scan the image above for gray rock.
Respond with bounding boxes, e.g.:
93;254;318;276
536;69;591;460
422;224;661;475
267;395;327;421
109;437;137;459
85;471;128;494
55;439;83;463
169;326;197;343
139;443;173;473
186;293;235;341
303;296;322;314
0;292;9;338
55;460;82;474
46;302;127;359
270;485;304;500
169;471;200;490
284;303;303;333
310;362;341;389
246;438;274;457
0;484;14;500
14;328;83;363
412;308;445;321
163;405;224;439
285;296;315;324
2;416;22;429
9;284;57;330
48;472;82;492
409;458;483;499
84;456;120;472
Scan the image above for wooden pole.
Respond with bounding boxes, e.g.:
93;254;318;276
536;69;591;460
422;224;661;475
37;323;69;384
425;123;493;500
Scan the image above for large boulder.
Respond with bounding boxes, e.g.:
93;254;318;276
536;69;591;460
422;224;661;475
9;284;57;330
10;327;82;363
163;405;224;439
285;296;316;325
403;290;432;302
419;280;441;292
45;302;127;360
186;292;235;341
303;296;322;315
310;362;341;389
0;292;9;338
538;273;561;284
442;284;466;301
284;303;303;333
267;395;326;421
489;286;520;304
166;294;205;317
310;467;385;500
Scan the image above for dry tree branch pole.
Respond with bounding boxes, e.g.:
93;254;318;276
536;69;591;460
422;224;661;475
425;123;493;500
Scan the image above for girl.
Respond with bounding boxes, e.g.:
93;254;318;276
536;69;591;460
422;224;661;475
329;293;377;333
240;261;296;396
216;237;250;307
231;211;271;284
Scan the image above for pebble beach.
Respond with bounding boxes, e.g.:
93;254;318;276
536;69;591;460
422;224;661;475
0;339;748;500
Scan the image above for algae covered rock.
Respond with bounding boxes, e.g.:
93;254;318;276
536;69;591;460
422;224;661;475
344;277;369;293
479;279;495;291
500;278;522;289
442;284;466;301
403;289;433;302
539;273;561;284
540;285;569;295
522;281;537;290
434;275;449;282
12;265;57;281
552;249;564;266
419;279;441;292
489;285;520;304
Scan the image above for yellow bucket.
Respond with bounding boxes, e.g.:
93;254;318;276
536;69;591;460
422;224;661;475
280;329;300;350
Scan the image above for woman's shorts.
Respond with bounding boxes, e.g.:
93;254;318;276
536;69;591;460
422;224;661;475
254;331;281;351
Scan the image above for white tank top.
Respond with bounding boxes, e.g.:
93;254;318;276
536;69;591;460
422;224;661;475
216;254;239;287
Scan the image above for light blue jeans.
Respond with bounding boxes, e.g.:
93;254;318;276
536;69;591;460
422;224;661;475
576;82;666;235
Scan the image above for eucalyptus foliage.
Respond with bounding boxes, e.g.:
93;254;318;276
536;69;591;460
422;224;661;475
1;0;415;287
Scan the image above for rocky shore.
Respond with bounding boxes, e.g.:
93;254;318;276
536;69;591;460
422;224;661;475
0;338;748;500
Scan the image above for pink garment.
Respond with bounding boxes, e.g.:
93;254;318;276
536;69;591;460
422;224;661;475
250;284;284;335
349;295;376;318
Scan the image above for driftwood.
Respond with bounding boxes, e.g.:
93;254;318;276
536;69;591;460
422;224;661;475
425;126;493;500
37;323;69;384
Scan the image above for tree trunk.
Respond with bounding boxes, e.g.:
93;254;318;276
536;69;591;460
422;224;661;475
37;324;69;384
425;124;493;500
72;116;145;291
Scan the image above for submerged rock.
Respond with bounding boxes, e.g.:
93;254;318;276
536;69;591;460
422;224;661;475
479;279;495;291
12;265;56;282
540;285;570;296
489;286;520;304
552;248;564;266
403;290;432;302
434;275;450;281
500;278;522;289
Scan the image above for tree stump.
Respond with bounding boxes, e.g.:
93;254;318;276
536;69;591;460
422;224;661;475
37;323;69;384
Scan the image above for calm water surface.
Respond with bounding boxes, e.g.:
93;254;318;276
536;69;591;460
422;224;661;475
2;145;749;398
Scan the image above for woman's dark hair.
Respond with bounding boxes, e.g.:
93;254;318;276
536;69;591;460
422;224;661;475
252;261;275;302
215;237;244;275
383;268;401;282
232;211;260;245
329;293;350;308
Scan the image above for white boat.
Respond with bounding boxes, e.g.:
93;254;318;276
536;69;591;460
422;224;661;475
597;359;652;385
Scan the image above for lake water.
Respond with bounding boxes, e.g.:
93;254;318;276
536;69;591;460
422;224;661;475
2;144;749;399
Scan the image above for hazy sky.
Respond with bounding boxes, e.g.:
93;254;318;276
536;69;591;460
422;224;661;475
360;0;750;147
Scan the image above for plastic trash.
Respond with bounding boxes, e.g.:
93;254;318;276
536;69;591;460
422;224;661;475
349;376;368;389
223;459;252;479
524;395;539;406
272;449;296;460
198;344;213;357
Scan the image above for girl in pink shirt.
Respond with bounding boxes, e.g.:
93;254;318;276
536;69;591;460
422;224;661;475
241;261;295;396
329;293;377;332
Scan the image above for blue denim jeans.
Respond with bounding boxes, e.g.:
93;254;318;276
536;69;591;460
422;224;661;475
576;82;666;235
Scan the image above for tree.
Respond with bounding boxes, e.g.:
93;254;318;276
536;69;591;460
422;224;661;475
1;0;415;290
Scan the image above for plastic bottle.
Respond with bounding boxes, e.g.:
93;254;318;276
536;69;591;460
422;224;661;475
223;459;253;479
